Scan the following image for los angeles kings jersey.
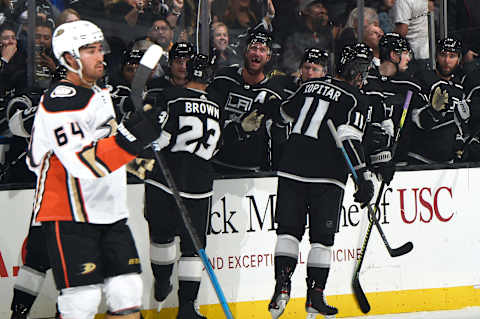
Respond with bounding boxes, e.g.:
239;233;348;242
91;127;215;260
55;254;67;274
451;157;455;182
28;81;135;224
409;70;467;163
278;76;368;188
148;86;223;197
208;65;284;170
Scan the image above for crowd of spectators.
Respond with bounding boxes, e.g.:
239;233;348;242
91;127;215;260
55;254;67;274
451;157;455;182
1;0;480;184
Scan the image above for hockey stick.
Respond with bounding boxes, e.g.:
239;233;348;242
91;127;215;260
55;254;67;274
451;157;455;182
130;45;234;319
326;90;414;313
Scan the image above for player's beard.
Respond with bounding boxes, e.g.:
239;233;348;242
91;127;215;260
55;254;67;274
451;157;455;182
437;64;457;78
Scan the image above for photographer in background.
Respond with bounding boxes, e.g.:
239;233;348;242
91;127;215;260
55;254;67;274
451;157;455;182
34;19;57;88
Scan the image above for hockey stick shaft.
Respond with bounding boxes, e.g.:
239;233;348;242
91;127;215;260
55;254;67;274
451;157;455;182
131;45;234;319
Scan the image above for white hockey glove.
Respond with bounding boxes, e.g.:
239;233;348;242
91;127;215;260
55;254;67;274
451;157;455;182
241;110;265;133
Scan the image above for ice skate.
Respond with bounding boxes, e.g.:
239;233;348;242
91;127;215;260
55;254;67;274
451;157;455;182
176;300;207;319
155;281;173;313
305;286;338;319
268;277;291;319
10;304;29;319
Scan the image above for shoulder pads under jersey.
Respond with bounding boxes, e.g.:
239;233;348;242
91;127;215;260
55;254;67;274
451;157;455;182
42;82;94;112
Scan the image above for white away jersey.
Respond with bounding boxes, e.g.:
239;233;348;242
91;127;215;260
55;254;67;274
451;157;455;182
27;81;135;224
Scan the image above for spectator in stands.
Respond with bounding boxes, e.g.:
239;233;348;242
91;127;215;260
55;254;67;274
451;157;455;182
392;0;429;71
211;22;241;72
63;0;104;22
457;0;480;73
34;19;56;88
0;23;26;96
55;7;80;26
216;0;275;47
335;7;383;66
147;18;174;52
0;0;13;25
281;0;334;76
371;0;396;33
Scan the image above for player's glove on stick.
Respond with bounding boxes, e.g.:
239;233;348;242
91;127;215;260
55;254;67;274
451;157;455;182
353;168;374;206
116;104;168;155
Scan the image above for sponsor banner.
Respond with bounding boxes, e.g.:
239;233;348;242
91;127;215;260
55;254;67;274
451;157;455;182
1;168;480;318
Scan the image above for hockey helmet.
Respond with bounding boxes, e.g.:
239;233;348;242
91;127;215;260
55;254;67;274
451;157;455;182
379;32;411;61
301;48;329;67
187;53;213;83
337;43;373;81
436;37;462;56
123;48;144;65
52;20;106;69
169;41;195;63
246;27;272;50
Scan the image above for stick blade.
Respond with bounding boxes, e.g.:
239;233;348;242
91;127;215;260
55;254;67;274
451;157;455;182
352;275;371;313
390;241;414;257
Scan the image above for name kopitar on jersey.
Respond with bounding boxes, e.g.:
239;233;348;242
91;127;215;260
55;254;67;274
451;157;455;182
185;100;220;119
303;83;342;102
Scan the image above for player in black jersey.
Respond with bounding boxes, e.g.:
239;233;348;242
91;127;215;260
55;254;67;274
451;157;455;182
461;68;480;161
208;28;285;173
109;48;144;120
362;33;428;182
268;43;375;319
408;37;470;164
144;53;221;319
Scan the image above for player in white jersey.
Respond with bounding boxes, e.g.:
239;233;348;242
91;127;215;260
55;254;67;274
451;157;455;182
26;20;165;319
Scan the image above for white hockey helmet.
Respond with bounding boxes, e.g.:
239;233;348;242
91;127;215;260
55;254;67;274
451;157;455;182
52;20;104;69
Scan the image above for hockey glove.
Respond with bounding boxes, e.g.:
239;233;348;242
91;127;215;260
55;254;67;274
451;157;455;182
127;158;155;179
353;168;374;207
115;104;169;155
241;110;265;133
431;87;449;112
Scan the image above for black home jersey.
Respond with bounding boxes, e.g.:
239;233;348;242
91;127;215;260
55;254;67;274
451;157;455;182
278;77;368;188
363;71;426;161
409;70;466;163
150;87;223;197
208;65;284;170
462;71;480;134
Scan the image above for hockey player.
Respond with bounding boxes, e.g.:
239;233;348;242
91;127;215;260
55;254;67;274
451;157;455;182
147;41;195;90
27;20;165;319
408;37;470;164
268;43;375;318
7;67;68;319
280;47;330;99
109;48;144;120
461;68;480;161
362;33;427;181
208;28;285;173
144;53;221;319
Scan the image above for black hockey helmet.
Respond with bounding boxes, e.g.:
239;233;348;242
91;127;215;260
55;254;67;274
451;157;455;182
169;41;195;63
122;48;145;65
246;27;273;50
379;32;410;61
436;37;462;56
186;53;213;83
337;43;373;81
301;47;329;67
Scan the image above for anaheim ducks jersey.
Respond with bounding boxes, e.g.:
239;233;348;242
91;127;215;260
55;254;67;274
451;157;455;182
148;86;223;197
278;76;368;188
27;81;135;224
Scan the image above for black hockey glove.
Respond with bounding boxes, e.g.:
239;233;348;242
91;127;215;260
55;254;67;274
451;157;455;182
115;104;168;155
353;168;374;207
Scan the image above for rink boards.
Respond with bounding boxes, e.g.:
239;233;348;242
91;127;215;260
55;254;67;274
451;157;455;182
1;167;480;318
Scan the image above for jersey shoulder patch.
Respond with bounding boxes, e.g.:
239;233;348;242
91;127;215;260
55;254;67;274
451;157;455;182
43;82;94;113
